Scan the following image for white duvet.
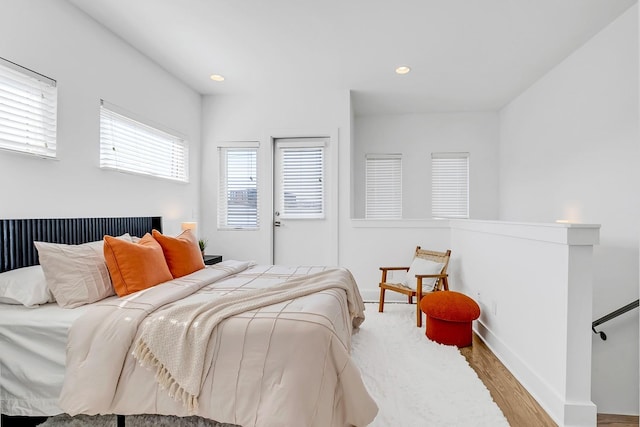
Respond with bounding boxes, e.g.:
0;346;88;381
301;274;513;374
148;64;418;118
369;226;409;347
59;261;378;427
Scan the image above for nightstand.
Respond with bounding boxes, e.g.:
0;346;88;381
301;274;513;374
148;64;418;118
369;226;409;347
203;255;222;265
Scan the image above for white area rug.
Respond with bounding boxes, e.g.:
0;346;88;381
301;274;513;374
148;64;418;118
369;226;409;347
40;303;508;427
352;303;510;427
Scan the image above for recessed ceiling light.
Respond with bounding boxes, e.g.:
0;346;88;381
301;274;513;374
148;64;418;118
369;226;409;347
395;66;411;75
210;74;225;82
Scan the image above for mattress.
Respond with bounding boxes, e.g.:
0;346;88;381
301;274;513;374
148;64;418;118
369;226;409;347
0;300;97;415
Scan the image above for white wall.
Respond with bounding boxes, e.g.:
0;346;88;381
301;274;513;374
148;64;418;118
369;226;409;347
0;0;201;234
346;111;499;301
353;112;500;219
199;92;457;300
499;5;639;415
342;220;452;302
200;89;350;264
451;220;600;426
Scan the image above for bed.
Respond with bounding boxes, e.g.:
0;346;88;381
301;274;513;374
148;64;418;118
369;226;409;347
0;217;377;427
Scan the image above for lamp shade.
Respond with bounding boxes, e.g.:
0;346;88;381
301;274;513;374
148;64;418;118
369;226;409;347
181;222;197;232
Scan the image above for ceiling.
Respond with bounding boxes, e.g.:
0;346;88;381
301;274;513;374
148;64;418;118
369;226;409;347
67;0;636;115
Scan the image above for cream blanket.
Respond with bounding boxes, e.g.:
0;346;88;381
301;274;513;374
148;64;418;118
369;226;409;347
60;262;378;427
133;268;365;412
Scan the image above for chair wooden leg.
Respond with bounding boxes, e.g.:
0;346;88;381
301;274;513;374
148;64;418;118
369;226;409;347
416;279;423;327
408;295;413;304
379;287;385;312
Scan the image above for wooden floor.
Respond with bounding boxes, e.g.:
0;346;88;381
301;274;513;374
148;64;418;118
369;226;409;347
597;414;640;427
460;334;639;427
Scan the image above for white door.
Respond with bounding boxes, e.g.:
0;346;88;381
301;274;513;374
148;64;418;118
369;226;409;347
273;137;334;266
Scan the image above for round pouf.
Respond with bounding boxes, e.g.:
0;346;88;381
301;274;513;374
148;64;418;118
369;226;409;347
420;291;480;348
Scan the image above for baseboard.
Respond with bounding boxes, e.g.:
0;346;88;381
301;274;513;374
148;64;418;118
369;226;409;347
474;321;597;427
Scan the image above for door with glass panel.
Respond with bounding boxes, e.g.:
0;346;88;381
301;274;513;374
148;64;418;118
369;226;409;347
273;138;331;266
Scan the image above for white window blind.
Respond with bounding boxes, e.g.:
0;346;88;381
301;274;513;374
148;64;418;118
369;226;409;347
431;152;469;218
365;154;402;219
0;58;57;158
278;144;324;219
218;146;259;229
100;101;188;182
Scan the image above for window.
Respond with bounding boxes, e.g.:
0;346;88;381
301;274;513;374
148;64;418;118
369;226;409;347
365;154;402;219
218;145;259;229
99;101;188;182
276;141;324;219
431;152;469;218
0;57;57;158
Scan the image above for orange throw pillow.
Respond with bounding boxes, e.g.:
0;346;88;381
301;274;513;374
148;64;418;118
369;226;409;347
104;233;173;297
152;229;205;278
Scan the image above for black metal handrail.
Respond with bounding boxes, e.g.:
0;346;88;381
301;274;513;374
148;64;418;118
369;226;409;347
592;299;639;341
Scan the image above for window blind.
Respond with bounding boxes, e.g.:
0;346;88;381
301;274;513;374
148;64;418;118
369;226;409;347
365;154;402;219
218;147;259;229
279;145;324;218
0;58;57;158
100;102;188;182
431;152;469;218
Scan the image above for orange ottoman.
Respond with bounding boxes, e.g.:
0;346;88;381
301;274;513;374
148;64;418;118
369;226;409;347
420;291;480;347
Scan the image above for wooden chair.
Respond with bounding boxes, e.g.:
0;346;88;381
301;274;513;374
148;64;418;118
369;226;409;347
378;246;451;327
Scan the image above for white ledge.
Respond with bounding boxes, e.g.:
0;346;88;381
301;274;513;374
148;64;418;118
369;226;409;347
449;219;600;245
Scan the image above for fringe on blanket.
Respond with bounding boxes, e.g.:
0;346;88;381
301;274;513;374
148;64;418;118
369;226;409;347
133;339;199;412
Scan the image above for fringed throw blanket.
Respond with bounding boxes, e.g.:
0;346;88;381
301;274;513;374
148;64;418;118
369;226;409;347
132;268;365;412
59;261;253;414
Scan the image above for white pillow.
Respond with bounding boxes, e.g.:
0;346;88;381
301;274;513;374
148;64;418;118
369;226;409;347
402;257;445;292
0;265;54;307
34;234;132;309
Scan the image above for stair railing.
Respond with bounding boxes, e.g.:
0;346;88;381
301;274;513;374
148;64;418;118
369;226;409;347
591;299;639;340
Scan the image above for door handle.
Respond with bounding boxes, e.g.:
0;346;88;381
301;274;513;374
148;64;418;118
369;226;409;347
274;221;281;227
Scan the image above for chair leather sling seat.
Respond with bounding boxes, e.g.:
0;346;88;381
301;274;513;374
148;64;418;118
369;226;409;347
420;291;480;348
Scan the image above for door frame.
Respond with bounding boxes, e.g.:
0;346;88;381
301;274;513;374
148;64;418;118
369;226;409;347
264;129;339;265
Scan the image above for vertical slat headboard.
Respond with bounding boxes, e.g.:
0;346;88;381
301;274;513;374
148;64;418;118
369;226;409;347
0;216;162;273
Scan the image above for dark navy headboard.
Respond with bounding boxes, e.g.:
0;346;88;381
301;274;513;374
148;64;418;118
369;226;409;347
0;216;162;273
